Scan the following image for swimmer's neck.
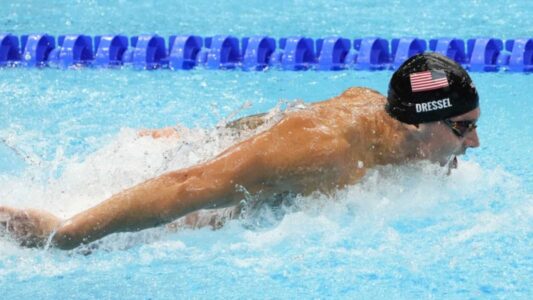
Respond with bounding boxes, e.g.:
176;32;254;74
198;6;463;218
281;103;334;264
382;117;447;165
352;110;423;166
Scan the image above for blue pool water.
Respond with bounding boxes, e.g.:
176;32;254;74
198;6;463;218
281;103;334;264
1;1;532;299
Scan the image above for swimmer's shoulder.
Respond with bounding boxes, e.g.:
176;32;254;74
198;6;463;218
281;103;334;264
311;87;384;109
314;87;385;112
338;87;385;102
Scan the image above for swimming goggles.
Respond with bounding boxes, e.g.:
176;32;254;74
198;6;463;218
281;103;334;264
443;119;477;138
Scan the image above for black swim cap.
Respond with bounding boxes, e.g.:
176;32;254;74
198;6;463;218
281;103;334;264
386;52;479;124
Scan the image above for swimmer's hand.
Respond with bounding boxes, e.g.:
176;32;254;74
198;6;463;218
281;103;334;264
0;206;62;248
138;127;180;139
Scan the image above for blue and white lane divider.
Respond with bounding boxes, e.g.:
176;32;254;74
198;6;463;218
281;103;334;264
0;33;531;72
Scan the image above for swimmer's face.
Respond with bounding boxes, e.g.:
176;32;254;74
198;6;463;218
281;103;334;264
418;107;481;165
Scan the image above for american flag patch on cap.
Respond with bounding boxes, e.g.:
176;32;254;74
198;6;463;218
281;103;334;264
409;70;449;92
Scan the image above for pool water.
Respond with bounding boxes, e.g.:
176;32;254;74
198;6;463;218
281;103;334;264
1;1;532;299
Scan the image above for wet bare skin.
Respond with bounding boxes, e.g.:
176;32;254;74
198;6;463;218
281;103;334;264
0;206;62;247
0;87;475;250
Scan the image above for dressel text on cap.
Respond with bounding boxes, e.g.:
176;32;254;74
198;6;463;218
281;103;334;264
415;98;452;113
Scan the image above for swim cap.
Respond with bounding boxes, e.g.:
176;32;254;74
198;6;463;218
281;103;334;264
386;53;479;124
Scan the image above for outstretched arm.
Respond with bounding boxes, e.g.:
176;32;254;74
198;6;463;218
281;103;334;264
1;135;263;249
51;136;268;249
2;113;346;250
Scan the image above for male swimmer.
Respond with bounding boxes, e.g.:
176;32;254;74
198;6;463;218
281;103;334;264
0;53;480;250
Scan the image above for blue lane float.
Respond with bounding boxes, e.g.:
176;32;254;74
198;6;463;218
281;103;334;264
354;37;390;70
0;33;21;66
47;34;93;68
506;38;533;72
1;33;531;72
127;35;166;70
275;36;315;70
20;34;55;67
168;35;202;70
241;36;276;71
315;37;351;71
467;38;503;72
429;38;467;64
94;35;128;67
203;35;240;69
391;37;426;69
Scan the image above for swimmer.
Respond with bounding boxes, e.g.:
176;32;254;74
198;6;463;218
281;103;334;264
0;53;480;250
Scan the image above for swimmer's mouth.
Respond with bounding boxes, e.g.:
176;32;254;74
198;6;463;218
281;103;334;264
447;156;458;175
450;156;458;168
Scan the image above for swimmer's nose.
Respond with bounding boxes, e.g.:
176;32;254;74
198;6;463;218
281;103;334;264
465;128;480;148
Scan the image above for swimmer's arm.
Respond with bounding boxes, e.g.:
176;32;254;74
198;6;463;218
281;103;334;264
50;114;338;250
51;153;259;249
48;133;260;248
